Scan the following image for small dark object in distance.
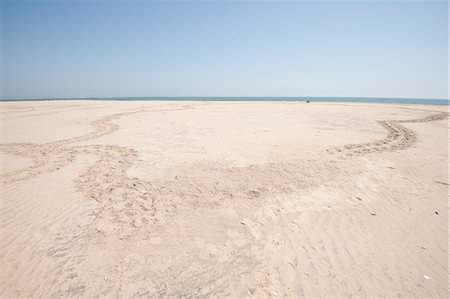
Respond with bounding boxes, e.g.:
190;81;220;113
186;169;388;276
306;100;310;103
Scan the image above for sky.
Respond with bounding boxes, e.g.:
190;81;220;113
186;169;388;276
1;1;448;100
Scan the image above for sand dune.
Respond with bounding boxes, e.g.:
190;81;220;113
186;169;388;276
0;101;448;298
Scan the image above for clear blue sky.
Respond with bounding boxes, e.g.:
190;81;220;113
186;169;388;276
1;1;448;99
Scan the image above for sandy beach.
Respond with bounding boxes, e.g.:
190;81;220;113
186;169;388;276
0;101;448;298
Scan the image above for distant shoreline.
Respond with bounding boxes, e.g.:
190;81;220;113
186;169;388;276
1;97;449;105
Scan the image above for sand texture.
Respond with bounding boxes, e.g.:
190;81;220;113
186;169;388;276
0;101;448;298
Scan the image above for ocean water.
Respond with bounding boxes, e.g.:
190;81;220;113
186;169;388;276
1;97;449;105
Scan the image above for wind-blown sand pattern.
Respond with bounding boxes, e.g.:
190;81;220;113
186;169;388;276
0;101;448;298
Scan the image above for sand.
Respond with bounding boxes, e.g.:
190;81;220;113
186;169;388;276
0;101;448;298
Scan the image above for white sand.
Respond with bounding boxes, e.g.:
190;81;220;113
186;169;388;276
0;101;448;298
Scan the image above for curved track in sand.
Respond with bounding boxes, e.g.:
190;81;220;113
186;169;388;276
0;105;447;239
0;106;447;210
327;111;448;157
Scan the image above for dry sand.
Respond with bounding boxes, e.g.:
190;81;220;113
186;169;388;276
0;101;448;298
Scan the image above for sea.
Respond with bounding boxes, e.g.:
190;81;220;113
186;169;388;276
1;97;449;105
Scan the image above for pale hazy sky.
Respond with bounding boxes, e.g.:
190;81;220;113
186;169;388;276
1;1;448;99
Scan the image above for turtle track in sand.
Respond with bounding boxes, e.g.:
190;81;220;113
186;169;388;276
0;107;447;239
327;111;448;157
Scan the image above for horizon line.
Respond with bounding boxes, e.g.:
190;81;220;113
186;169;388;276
1;96;449;101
